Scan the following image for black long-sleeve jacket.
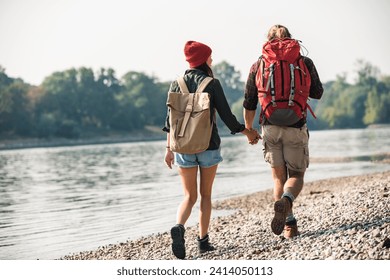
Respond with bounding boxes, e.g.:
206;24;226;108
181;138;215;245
163;68;245;150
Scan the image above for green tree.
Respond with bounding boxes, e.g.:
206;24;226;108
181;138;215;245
364;75;390;125
93;68;122;129
355;60;380;87
213;61;244;104
0;67;14;116
230;97;245;123
1;80;32;135
379;76;390;123
315;61;390;129
0;67;32;136
121;71;167;126
76;67;96;127
39;69;82;137
364;87;381;125
38;67;122;137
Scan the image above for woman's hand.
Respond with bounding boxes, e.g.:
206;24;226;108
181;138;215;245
164;149;174;169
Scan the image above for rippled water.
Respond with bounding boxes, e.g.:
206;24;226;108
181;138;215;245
0;127;389;259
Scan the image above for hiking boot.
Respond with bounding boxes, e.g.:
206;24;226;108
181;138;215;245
170;224;185;259
284;219;299;239
197;234;215;254
271;197;291;235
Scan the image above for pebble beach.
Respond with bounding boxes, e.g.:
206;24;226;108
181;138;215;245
62;171;390;260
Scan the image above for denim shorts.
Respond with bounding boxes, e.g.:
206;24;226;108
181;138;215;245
174;148;223;168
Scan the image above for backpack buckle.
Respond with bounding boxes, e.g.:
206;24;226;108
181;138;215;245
185;104;193;112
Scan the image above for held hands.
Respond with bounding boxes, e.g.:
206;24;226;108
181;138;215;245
246;128;261;145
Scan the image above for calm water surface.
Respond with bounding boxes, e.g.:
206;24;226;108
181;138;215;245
0;127;389;259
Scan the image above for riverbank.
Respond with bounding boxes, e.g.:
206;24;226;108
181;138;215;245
61;171;390;260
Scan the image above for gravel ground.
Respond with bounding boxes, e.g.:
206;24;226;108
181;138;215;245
61;171;390;260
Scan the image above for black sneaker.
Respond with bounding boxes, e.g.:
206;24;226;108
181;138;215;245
197;234;215;254
170;224;185;259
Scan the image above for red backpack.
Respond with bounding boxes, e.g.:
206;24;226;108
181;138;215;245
256;38;314;126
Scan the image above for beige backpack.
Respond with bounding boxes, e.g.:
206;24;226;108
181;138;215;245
167;76;214;154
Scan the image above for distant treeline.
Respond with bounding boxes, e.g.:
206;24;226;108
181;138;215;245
0;60;389;140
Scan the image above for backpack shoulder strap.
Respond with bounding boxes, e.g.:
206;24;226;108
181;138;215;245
177;77;193;138
177;77;190;93
196;77;213;93
258;56;265;88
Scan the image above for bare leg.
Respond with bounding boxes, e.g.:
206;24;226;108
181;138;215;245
271;166;305;235
271;166;287;201
176;166;198;225
199;164;218;239
272;167;304;201
284;169;305;199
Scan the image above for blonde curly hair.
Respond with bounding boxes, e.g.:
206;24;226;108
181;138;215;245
267;24;292;41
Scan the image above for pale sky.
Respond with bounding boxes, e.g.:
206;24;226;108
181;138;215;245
0;0;389;85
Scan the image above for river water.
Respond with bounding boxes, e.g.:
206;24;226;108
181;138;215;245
0;127;389;260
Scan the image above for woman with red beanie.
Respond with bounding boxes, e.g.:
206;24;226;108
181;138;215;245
163;40;259;259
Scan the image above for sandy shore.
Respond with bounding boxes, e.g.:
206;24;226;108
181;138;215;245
62;171;390;260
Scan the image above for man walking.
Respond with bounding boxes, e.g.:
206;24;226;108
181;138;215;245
243;24;323;238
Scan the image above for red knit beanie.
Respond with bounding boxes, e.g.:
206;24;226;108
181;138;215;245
184;41;212;68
